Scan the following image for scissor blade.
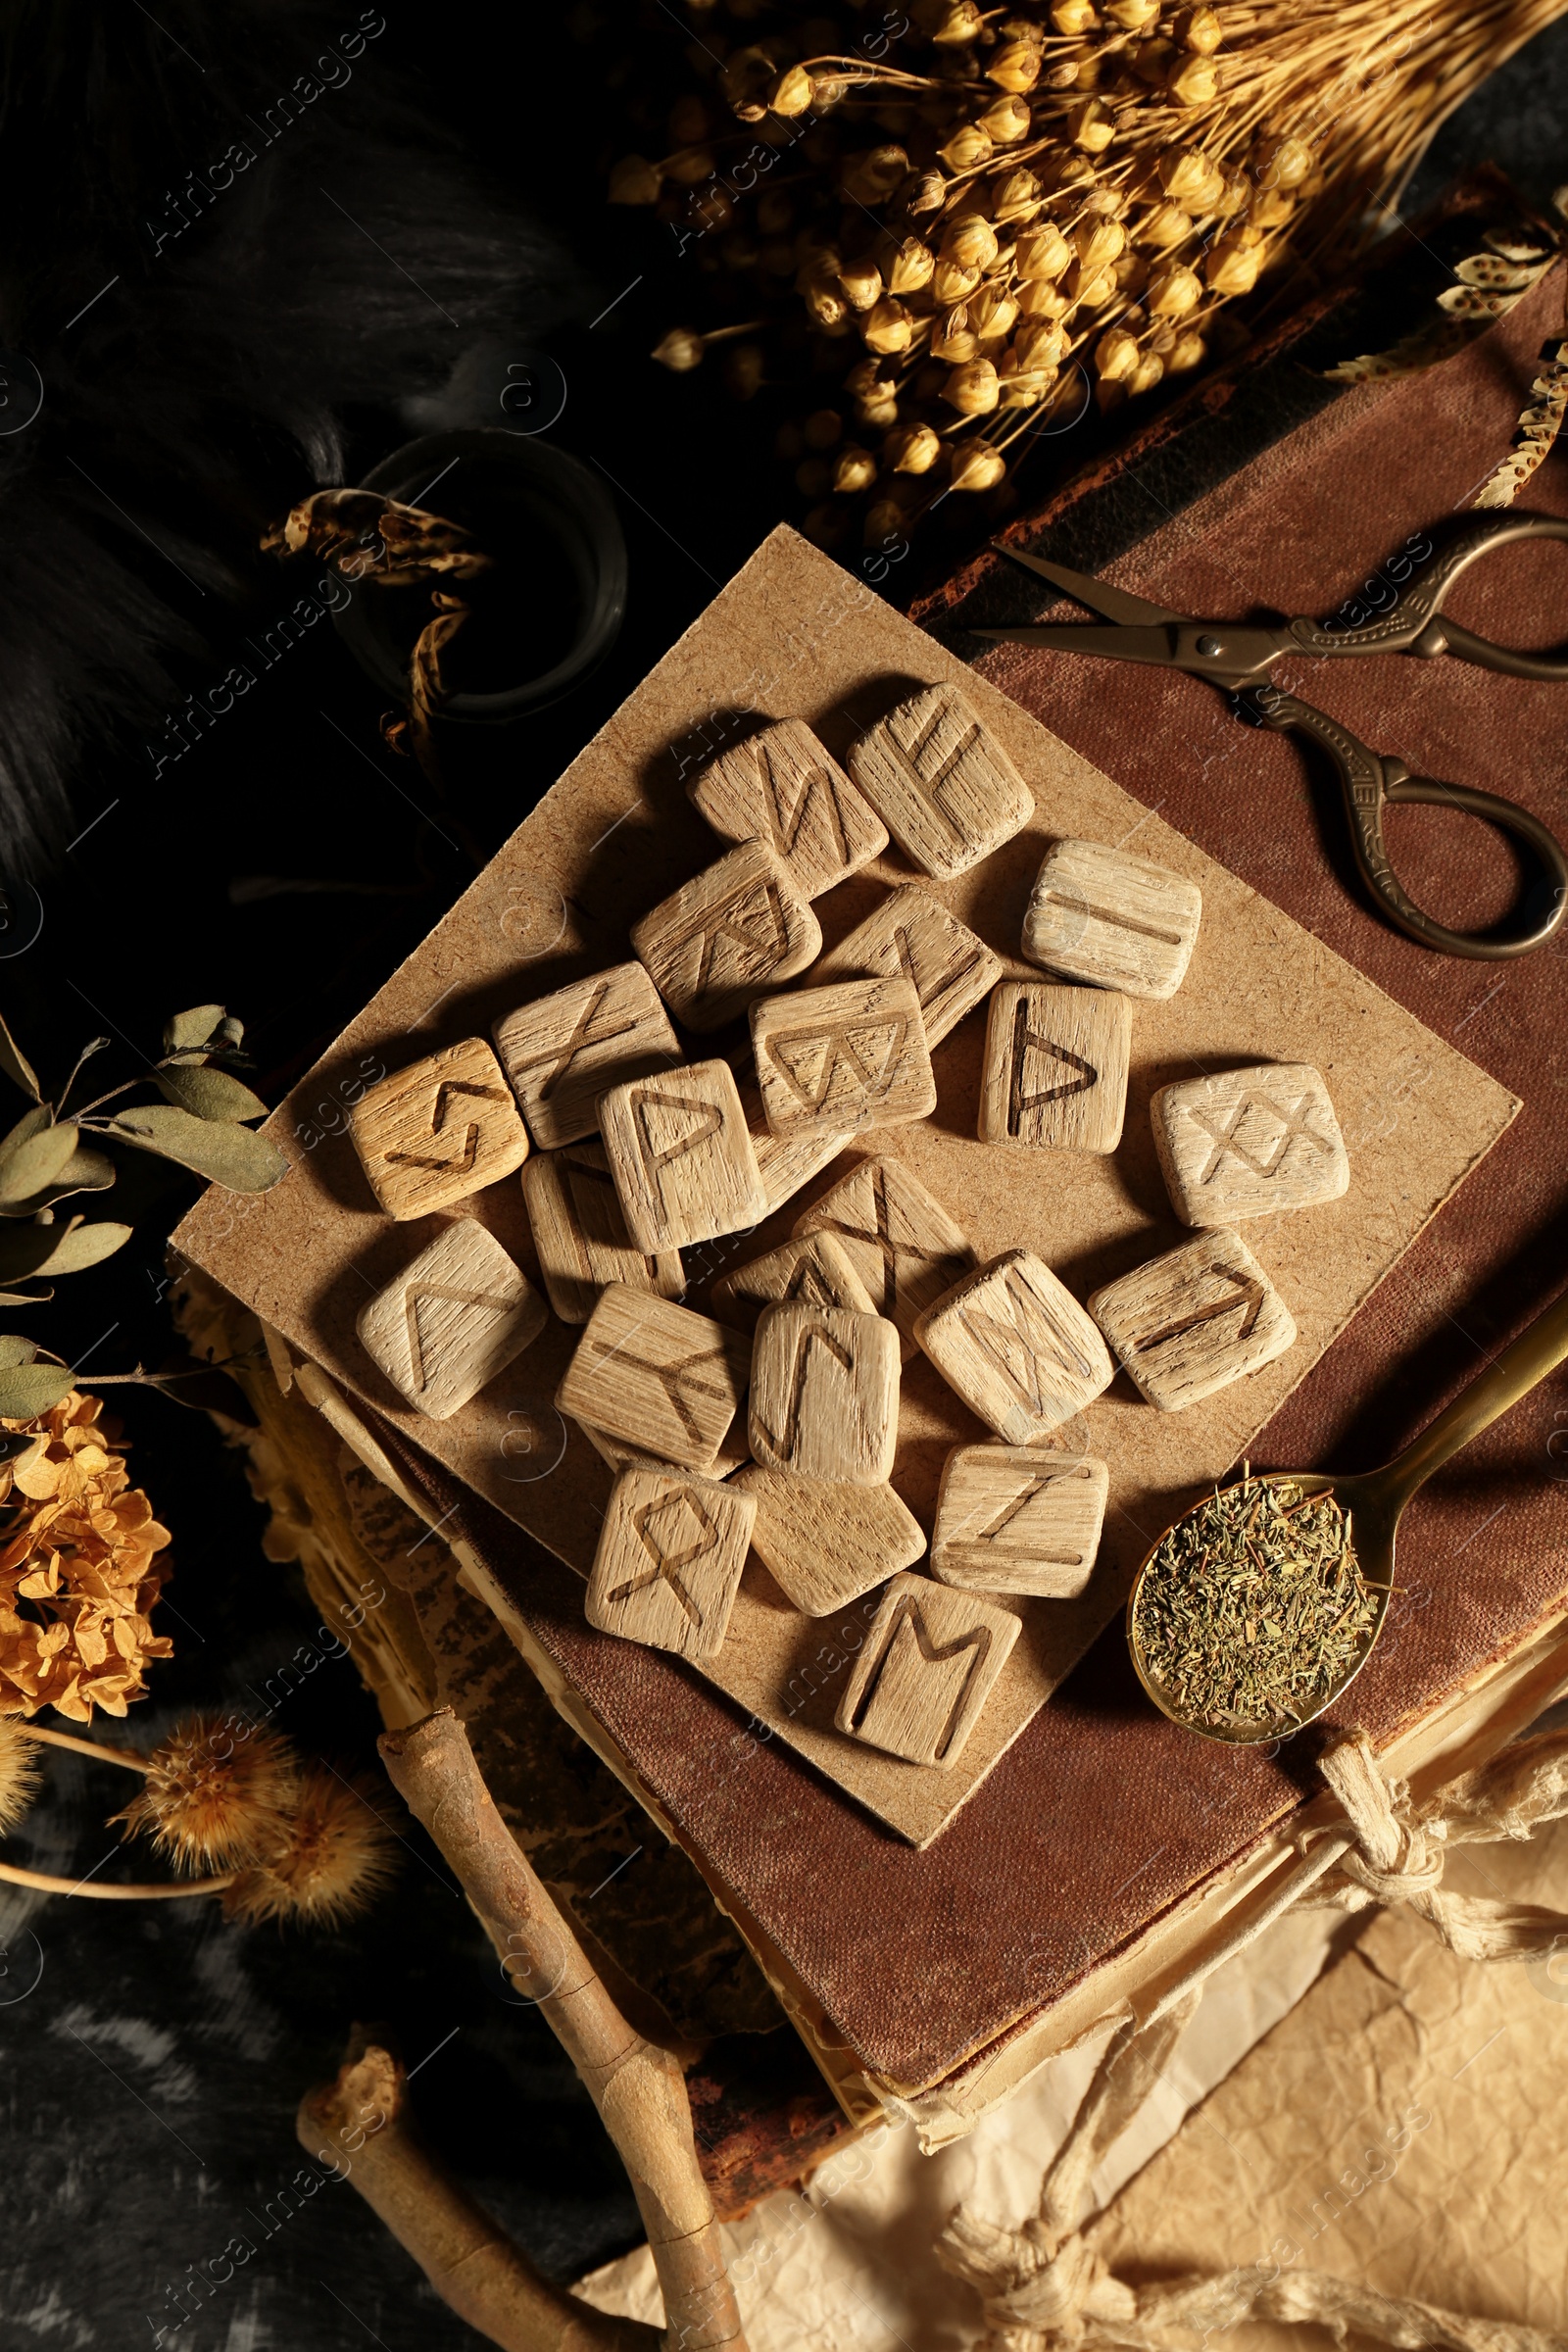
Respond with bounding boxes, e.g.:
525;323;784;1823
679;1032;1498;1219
993;542;1187;628
971;622;1180;667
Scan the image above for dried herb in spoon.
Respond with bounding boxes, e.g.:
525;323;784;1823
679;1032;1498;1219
1132;1471;1377;1738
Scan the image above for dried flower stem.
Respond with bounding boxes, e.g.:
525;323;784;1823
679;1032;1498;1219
24;1724;149;1773
0;1858;233;1899
298;2033;662;2352
379;1710;746;2352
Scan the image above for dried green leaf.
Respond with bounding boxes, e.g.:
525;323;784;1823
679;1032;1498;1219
0;1289;52;1307
0;1362;75;1419
0;1103;52;1161
0;1219;132;1282
165;1004;228;1055
109;1104;287;1192
0;1336;39;1366
0;1013;41;1102
0;1145;118;1218
0;1123;80;1209
154;1065;269;1124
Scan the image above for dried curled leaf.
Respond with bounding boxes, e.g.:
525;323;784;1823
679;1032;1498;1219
107;1105;287;1192
0;1013;40;1103
0;1143;116;1219
154;1065;269;1124
262;489;492;587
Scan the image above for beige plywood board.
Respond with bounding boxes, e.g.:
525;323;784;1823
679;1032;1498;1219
174;525;1518;1846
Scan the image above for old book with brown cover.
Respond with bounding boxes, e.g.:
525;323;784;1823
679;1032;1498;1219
174;268;1568;2136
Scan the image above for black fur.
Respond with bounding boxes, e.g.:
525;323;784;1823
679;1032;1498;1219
0;1;572;874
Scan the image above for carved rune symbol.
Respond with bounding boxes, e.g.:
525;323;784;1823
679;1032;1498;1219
611;1486;721;1629
1037;889;1183;947
814;1165;963;1315
1190;1093;1335;1185
385;1080;507;1173
666;879;789;993
753;737;848;864
508;980;638;1099
956;1469;1088;1569
1006;997;1097;1136
850;1592;994;1764
583;1336;738;1444
763;1015;910;1112
628;1086;723;1197
1132;1262;1266;1352
402;1284;510;1391
883;697;981;847
563;1152;662;1279
962;1267;1101;1413
752;1320;856;1460
891;920;982;1014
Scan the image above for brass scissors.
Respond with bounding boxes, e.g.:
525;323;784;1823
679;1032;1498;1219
975;512;1568;960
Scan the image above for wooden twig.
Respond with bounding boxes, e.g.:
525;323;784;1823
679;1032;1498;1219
298;2032;660;2352
379;1710;746;2352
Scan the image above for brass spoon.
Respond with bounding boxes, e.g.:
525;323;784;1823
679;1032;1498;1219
1127;1283;1568;1745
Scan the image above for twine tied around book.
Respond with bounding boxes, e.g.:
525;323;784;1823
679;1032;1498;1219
935;1726;1568;2351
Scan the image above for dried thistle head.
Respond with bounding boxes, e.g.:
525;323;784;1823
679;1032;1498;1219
0;1716;41;1834
111;1712;300;1871
224;1767;397;1930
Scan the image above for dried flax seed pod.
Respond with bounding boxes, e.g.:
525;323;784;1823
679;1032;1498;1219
1068;97;1116;153
969;284;1019;341
1250;186;1297;230
949;442;1007;491
1205;234;1262;295
1015;221;1072;280
931;306;979;362
997;350;1056;404
862;295;915;354
1176;5;1223;51
652;325;705;371
1051;0;1098;30
1105;0;1158;27
941;122;995;172
944;216;1001;272
1148;262;1202;317
833;444;879;494
838;255;884;311
843;144;909;204
988;39;1044;92
1074;216;1126;269
1096;325;1140;378
1133;36;1176;83
1168;52;1221;105
944;357;1001;414
767;66;814;116
1015;318;1068;368
1251;132;1314;189
1017;275;1072;318
879;234;936;294
933;0;985;42
886;421;942;472
979;93;1033;144
1071;259;1120;307
933;255;982;304
1129;351;1165;395
1167;327;1206;371
1137;200;1195;250
993;168;1045;222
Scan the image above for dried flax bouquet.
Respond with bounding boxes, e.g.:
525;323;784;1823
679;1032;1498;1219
616;0;1568;544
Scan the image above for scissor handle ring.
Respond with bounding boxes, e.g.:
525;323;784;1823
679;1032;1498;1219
1289;511;1568;680
1250;686;1568;959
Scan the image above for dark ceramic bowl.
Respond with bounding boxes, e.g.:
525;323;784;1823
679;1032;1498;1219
331;427;626;721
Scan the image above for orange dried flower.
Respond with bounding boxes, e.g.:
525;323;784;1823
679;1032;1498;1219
224;1768;397;1929
112;1713;301;1872
0;1393;172;1723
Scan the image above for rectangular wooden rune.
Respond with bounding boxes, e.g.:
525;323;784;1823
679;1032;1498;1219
172;525;1519;1846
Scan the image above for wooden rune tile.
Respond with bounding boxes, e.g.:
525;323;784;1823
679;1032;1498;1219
1151;1061;1350;1227
793;1154;976;1363
631;841;821;1032
597;1058;767;1254
812;882;1003;1049
1022;837;1202;1000
751;975;935;1143
586;1466;756;1660
577;1413;751;1481
732;1463;926;1614
709;1230;876;1338
686;717;888;899
930;1444;1108;1597
1088;1228;1297;1411
847;682;1034;881
521;1141;685;1325
493;961;680;1150
556;1285;753;1471
915;1249;1115;1444
357;1219;547;1420
749;1302;900;1485
350;1037;529;1220
978;982;1131;1154
834;1572;1020;1769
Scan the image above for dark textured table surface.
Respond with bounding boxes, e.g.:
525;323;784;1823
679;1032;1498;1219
4;12;1568;2346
